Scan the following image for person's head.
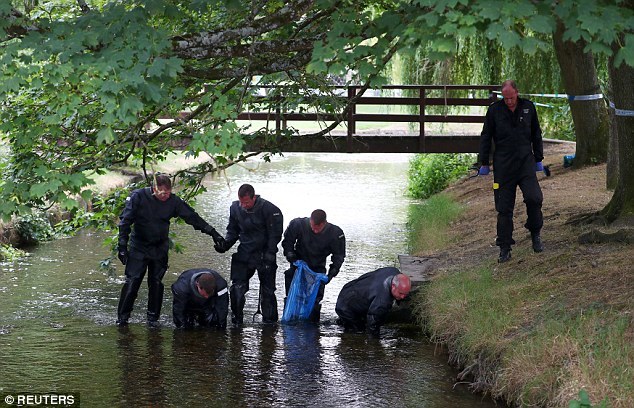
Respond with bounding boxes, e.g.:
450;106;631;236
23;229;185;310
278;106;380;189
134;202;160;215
153;174;172;202
196;273;216;299
501;80;519;112
238;184;256;210
390;273;411;300
309;209;327;234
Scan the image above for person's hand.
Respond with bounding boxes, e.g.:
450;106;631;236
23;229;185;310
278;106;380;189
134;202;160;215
285;251;298;263
117;247;128;265
535;162;544;172
205;226;225;246
478;165;490;176
326;266;339;284
214;241;227;253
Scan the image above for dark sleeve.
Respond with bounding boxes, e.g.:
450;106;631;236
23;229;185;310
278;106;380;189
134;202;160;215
479;107;495;166
281;219;299;257
174;196;214;234
329;228;346;272
366;292;392;335
117;191;137;248
171;285;188;328
224;204;240;248
530;102;544;162
265;205;283;260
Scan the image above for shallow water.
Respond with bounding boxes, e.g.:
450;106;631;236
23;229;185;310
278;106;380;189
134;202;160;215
0;153;499;407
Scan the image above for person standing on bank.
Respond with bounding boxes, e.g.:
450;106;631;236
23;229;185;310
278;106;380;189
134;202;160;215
214;184;283;326
282;209;345;321
335;267;411;336
116;174;226;327
478;79;545;263
171;268;229;329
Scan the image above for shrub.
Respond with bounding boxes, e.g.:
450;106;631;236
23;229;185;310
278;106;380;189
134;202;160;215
407;153;475;199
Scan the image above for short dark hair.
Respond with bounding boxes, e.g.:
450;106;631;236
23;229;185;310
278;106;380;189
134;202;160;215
238;184;255;199
154;174;172;189
310;209;327;225
197;273;216;296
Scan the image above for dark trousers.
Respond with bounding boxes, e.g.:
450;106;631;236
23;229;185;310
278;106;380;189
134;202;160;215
117;250;168;322
230;254;278;324
494;171;543;248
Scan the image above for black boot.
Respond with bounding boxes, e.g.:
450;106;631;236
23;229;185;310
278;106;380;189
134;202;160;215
147;281;164;325
531;232;544;253
498;247;512;263
116;278;142;326
230;283;247;327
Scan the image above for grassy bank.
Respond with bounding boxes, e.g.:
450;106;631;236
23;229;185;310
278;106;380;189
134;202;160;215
408;144;633;407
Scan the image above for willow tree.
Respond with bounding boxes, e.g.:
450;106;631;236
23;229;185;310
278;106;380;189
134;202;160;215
397;0;634;225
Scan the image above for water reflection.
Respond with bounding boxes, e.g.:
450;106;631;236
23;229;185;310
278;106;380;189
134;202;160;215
0;153;501;407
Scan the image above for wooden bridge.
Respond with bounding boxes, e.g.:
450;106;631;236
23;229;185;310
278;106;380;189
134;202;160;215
238;85;499;153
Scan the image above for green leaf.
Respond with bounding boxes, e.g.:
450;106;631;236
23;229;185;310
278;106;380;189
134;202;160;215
526;15;554;34
96;127;115;144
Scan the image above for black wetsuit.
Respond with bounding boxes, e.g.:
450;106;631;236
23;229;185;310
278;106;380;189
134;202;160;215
479;97;544;249
335;267;400;335
282;217;345;320
223;195;283;324
171;269;229;329
117;187;215;323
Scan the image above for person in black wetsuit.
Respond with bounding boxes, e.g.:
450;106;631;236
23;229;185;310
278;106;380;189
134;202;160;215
214;184;283;326
282;209;345;321
171;268;229;329
478;79;545;263
335;267;411;336
116;174;225;327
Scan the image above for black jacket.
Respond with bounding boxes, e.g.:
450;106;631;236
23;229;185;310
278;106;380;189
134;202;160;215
479;97;543;184
281;217;345;275
224;195;283;263
118;187;212;253
171;268;229;329
335;267;400;334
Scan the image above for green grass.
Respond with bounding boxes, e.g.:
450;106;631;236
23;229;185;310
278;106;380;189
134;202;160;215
415;259;634;407
406;193;463;253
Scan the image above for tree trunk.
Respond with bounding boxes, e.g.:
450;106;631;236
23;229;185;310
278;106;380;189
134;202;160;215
601;31;634;224
606;107;619;190
552;20;610;168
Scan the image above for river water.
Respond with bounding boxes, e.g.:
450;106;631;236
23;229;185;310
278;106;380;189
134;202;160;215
0;153;499;407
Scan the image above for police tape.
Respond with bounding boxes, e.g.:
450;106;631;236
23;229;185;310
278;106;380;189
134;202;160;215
492;90;633;115
493;91;604;101
609;101;634;117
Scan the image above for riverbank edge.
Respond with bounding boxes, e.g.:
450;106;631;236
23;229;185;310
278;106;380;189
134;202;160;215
0;154;214;250
405;146;633;407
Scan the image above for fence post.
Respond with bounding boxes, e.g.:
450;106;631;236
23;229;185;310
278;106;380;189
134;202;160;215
347;86;356;152
419;86;426;152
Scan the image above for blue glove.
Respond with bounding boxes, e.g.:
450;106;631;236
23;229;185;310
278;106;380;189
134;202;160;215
535;162;544;172
478;165;490;176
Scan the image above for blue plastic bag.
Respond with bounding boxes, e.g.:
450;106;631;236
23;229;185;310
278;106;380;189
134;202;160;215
281;260;328;323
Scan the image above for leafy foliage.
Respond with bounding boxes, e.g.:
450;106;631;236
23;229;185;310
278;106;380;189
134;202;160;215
407;153;475;199
14;213;57;244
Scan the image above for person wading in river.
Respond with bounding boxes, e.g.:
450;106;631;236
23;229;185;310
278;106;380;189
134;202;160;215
214;184;283;326
282;209;345;322
171;268;229;329
335;267;411;336
116;174;225;327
